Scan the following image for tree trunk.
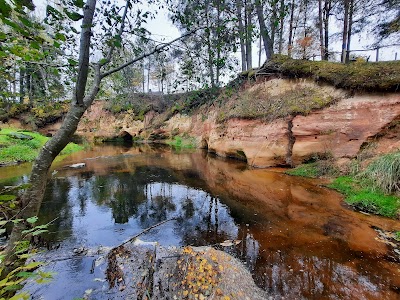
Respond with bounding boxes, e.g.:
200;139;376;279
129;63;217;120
5;0;98;261
258;34;262;66
147;60;150;92
341;0;349;63
278;0;285;54
255;0;273;60
318;0;325;59
245;0;253;69
39;67;50;100
323;0;331;60
205;2;215;86
236;0;247;71
216;0;221;85
345;0;354;63
19;67;25;103
302;0;308;59
142;62;145;93
288;0;295;57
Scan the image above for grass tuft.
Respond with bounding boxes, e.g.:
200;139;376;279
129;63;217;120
329;176;400;218
358;151;400;194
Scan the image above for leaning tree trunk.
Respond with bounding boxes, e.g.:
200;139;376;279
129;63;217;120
4;0;98;261
255;0;274;60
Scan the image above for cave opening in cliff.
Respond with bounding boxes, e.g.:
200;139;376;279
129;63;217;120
201;139;209;149
119;131;133;142
226;150;248;162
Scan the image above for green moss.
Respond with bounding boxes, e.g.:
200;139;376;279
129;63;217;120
267;55;400;92
286;163;319;178
329;176;400;218
167;135;196;149
286;157;338;178
0;128;83;164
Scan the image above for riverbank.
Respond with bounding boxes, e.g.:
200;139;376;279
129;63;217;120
0;127;83;165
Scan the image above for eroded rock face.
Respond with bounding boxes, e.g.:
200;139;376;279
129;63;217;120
292;93;400;164
157;81;400;167
48;79;400;167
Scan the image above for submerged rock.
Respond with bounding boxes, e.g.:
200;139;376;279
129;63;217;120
106;240;268;299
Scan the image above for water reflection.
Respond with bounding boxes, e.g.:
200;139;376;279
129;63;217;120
1;145;399;299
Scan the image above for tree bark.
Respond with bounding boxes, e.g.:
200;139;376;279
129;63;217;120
318;0;325;59
278;0;285;54
5;0;98;260
345;0;354;63
323;0;331;60
245;0;253;69
236;0;247;71
205;1;215;86
216;0;222;85
288;0;295;57
19;67;25;103
255;0;273;60
341;0;349;63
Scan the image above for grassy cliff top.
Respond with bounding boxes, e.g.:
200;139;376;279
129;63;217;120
256;55;400;92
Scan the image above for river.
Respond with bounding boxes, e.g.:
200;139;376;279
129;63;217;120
1;144;399;299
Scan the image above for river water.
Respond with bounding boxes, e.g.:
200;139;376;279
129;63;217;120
1;144;400;299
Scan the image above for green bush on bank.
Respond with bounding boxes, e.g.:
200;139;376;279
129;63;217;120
0;128;83;164
166;135;196;149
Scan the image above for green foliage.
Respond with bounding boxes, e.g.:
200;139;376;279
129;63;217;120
358;151;400;194
286;159;339;178
395;231;400;241
167;135;196;149
268;55;400;92
0;128;82;164
329;176;400;218
0;184;52;299
0;220;52;298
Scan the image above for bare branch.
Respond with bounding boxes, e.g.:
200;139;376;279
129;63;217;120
100;29;200;79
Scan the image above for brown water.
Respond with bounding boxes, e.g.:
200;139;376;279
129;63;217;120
1;144;400;299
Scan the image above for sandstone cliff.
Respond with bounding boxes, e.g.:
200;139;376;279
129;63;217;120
67;76;400;169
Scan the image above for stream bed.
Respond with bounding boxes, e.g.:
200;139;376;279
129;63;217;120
1;144;400;299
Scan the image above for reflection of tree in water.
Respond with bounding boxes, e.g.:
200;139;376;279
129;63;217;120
37;178;74;243
91;166;176;224
135;183;239;247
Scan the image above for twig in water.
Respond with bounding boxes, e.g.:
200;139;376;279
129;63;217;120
120;218;177;247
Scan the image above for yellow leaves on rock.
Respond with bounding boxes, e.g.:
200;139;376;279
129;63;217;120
174;247;221;299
